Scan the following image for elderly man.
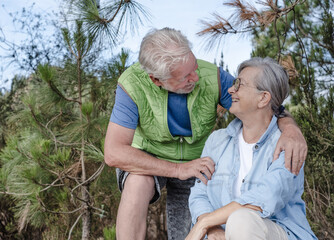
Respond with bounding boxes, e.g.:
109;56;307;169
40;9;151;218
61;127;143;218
104;28;307;240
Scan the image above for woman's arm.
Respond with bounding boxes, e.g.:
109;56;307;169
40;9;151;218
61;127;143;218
188;132;221;224
189;178;215;224
235;152;303;218
186;202;262;240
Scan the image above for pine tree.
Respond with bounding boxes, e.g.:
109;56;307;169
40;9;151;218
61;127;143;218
0;0;148;239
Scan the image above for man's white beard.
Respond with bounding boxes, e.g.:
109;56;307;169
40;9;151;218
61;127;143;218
162;83;195;94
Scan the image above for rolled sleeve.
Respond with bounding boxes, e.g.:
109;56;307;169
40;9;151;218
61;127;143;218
234;153;301;218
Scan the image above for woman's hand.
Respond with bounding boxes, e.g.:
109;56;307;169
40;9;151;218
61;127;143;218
207;226;226;240
185;220;208;240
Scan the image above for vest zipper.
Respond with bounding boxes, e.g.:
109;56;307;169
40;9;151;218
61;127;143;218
180;136;184;161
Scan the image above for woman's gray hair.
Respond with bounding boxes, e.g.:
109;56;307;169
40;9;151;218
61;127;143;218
139;28;192;81
237;57;290;116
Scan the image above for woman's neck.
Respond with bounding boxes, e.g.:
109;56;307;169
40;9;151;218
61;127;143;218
241;112;273;144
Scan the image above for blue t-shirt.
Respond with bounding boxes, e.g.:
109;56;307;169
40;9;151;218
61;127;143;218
110;67;234;136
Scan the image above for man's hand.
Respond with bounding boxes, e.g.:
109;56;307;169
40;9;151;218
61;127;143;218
176;157;215;184
274;124;307;175
207;226;226;240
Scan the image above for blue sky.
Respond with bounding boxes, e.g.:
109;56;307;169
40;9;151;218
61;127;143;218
0;0;253;89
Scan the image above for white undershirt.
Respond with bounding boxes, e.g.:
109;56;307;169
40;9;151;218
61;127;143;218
233;129;255;198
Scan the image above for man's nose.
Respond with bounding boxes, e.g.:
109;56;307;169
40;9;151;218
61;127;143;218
188;71;199;83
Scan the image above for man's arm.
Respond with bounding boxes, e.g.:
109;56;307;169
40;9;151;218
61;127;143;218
275;112;307;175
104;122;215;184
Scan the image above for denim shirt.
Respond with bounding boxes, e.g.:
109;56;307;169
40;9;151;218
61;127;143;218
189;116;317;240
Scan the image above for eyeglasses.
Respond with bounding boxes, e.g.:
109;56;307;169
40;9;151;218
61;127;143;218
232;78;259;92
233;78;243;92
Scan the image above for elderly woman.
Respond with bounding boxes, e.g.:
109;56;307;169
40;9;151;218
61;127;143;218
186;57;317;240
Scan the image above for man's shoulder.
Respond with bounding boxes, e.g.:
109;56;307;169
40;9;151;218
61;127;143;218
118;62;149;86
120;62;141;77
197;59;216;70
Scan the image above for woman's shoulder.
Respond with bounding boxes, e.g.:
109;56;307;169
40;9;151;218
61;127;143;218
266;125;282;145
208;128;230;141
206;118;241;145
204;128;233;155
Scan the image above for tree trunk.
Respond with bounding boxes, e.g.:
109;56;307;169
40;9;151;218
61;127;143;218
81;184;91;240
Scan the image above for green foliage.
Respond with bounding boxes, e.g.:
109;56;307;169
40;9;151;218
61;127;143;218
103;225;116;240
82;101;94;117
0;76;30;150
1;132;54;228
69;0;151;47
290;88;334;239
250;1;334;238
0;5;136;238
38;64;55;83
0;63;122;239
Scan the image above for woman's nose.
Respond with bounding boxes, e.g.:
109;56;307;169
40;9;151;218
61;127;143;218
228;85;235;94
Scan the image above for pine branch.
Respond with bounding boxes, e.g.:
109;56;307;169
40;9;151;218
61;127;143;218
62;27;77;59
297;25;334;54
0;190;32;196
70;162;105;194
197;0;306;49
44;77;81;104
38;194;83;215
18;201;30;233
290;8;313;90
45;110;62;151
106;0;123;23
68;212;84;240
40;178;65;192
37;64;81;104
28;104;51;137
28;105;81;147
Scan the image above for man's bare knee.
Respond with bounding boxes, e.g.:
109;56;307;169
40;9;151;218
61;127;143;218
123;174;155;201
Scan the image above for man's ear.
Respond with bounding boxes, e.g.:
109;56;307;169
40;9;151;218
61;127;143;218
258;91;271;109
149;75;162;87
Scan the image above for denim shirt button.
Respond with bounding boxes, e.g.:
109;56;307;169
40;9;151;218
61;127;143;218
255;145;259;149
287;232;290;235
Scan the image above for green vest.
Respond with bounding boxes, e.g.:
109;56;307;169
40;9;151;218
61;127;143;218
118;60;219;163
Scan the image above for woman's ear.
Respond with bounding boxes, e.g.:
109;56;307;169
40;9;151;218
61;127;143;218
258;91;271;109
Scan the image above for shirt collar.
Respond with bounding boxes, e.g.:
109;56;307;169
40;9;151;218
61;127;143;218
226;115;279;145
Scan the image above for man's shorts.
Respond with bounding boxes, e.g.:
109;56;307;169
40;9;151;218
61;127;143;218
116;168;167;204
